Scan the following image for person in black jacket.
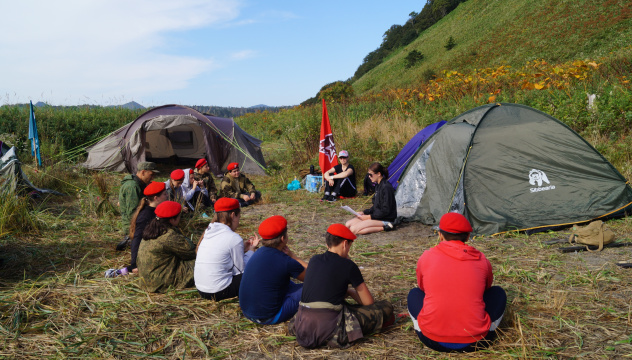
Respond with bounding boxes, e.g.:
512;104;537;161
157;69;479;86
345;162;397;235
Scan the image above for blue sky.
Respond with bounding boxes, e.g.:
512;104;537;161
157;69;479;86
1;1;421;108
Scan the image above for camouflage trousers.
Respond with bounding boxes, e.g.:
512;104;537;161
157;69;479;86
290;300;393;348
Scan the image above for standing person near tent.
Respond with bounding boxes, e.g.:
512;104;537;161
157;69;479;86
195;198;260;301
137;201;196;293
290;224;394;348
408;212;507;352
219;162;261;207
321;150;357;202
239;216;308;325
192;158;218;207
117;161;159;251
105;181;168;278
345;162;397;235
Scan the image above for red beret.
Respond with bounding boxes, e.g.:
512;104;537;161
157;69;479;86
143;181;166;196
155;201;182;219
214;197;240;212
259;215;288;240
189;169;194;175
439;212;473;234
170;169;184;181
227;162;239;171
327;223;356;241
195;159;208;169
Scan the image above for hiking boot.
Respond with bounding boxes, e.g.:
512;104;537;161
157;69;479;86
116;236;131;251
326;196;337;202
321;194;330;202
383;223;394;232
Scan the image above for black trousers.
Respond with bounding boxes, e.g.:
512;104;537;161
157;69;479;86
198;274;243;301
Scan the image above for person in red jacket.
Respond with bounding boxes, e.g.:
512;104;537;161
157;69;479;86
407;212;506;352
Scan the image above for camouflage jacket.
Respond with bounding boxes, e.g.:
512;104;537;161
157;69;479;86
119;175;146;226
193;170;218;201
137;228;196;293
219;174;256;199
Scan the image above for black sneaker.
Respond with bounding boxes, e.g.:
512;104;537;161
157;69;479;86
116;236;131;251
383;223;394;232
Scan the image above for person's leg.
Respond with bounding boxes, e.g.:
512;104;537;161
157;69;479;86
407;287;425;333
329;179;343;199
322;181;333;200
347;300;394;337
350;219;385;235
339;178;357;198
483;285;507;330
346;217;362;229
268;281;303;324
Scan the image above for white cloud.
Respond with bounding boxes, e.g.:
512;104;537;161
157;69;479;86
230;50;257;61
0;0;242;105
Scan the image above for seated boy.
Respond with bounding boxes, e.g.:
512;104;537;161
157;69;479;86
239;216;307;324
219;162;261;207
408;212;507;352
292;224;394;348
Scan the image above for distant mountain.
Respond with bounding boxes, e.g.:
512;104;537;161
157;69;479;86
249;104;272;109
110;101;145;110
34;101;48;107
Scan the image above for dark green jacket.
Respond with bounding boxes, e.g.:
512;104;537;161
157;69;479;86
119;175;146;227
137;228;196;293
219;174;256;199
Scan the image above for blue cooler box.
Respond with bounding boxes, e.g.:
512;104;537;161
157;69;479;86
305;175;322;193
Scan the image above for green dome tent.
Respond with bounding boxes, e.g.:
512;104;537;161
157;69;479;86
395;103;632;235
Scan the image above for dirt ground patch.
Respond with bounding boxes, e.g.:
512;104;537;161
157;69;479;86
1;199;631;359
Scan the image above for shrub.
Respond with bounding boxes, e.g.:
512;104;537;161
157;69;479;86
444;36;457;50
405;50;425;68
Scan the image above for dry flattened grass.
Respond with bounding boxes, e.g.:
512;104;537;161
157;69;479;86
2;178;632;359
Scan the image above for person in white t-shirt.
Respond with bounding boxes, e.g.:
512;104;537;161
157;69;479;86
195;198;260;300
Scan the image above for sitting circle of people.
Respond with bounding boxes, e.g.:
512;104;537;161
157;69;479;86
108;159;506;352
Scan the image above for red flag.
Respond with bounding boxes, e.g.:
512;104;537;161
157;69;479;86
319;99;338;174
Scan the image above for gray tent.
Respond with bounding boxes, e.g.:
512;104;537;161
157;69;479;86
0;146;60;196
82;104;266;175
395;103;632;235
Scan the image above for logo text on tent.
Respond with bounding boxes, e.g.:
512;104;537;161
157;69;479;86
529;169;556;193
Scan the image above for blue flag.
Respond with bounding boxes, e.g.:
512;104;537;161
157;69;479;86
28;100;42;167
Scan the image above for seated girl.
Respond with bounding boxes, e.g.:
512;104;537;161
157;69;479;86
321;150;357;202
105;181;168;278
137;201;196;293
345;162;397;235
195;198;260;301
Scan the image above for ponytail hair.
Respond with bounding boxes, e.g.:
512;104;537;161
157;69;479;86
369;162;388;180
142;218;172;240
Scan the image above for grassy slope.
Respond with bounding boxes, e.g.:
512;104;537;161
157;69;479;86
354;0;632;94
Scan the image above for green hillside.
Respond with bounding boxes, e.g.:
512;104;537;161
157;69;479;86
353;0;632;94
237;0;632;181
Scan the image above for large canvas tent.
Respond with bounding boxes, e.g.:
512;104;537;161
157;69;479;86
387;120;446;189
83;104;266;175
395;103;632;235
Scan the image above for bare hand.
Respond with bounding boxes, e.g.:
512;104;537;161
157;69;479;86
245;233;261;252
281;245;294;258
328;179;334;186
